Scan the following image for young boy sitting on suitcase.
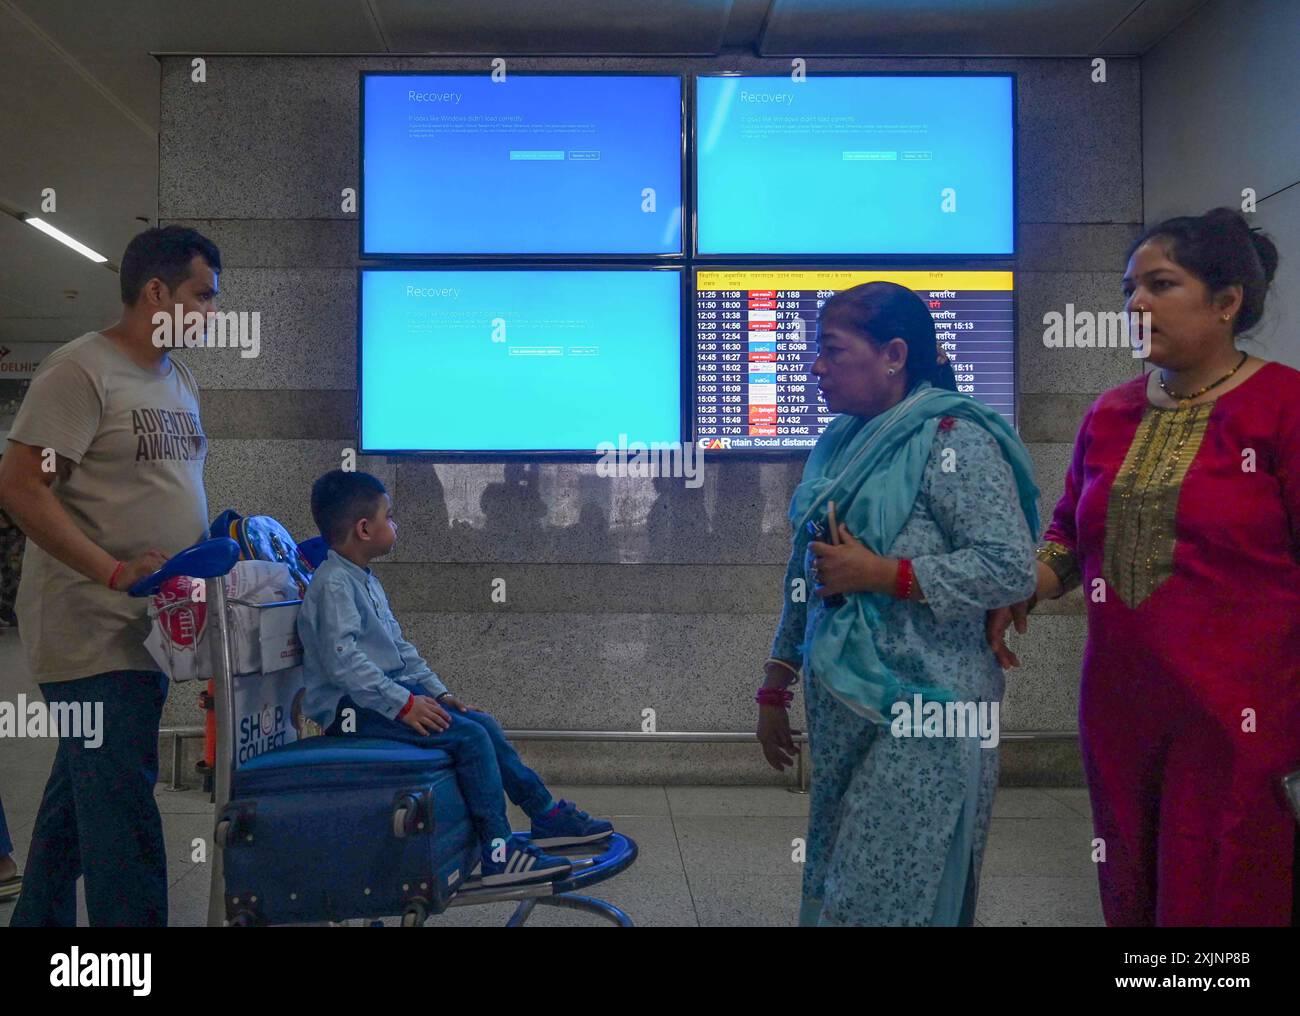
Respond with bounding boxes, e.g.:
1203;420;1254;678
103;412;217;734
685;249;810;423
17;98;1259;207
297;469;613;887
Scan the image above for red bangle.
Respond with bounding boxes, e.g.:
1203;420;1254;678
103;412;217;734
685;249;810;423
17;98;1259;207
107;561;125;591
756;687;794;709
894;558;914;600
396;694;415;719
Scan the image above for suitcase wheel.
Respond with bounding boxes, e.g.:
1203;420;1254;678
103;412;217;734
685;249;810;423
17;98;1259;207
392;792;428;838
216;807;253;848
401;902;427;927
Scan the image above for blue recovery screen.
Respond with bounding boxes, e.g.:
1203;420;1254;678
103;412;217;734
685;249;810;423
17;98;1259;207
360;270;683;452
363;74;683;254
696;75;1014;255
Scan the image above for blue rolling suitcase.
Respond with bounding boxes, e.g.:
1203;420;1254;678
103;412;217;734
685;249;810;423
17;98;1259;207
216;737;480;926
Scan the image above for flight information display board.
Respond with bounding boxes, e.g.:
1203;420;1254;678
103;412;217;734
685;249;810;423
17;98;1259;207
693;269;1015;452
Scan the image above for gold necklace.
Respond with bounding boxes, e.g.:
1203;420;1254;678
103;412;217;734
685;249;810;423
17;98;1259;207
1158;351;1248;406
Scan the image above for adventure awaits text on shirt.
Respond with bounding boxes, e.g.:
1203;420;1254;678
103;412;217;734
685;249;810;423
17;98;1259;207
132;407;207;462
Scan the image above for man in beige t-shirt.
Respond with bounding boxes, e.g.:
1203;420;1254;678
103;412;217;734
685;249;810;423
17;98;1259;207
0;226;218;927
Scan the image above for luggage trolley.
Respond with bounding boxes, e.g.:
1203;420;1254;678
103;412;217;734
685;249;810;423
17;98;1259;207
131;536;638;927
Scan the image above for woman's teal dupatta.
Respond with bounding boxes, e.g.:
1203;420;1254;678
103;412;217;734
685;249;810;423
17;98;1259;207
788;382;1041;721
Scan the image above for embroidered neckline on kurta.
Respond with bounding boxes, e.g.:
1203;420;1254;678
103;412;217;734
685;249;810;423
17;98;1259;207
1102;400;1215;607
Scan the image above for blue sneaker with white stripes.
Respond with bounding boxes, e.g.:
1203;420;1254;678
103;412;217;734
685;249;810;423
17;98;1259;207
471;834;572;888
530;799;614;848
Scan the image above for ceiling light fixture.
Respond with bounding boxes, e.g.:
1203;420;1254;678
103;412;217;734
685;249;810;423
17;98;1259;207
23;216;108;263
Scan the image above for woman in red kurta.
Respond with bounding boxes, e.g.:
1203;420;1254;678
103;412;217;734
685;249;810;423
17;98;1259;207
990;208;1300;925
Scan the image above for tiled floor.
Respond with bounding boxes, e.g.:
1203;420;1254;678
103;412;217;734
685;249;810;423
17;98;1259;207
0;633;1103;927
1;749;1103;927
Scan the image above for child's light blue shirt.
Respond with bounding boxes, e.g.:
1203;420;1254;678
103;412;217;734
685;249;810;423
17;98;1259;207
297;549;448;727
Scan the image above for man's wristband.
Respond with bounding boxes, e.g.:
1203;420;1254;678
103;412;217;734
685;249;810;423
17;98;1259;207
106;561;125;591
396;694;415;719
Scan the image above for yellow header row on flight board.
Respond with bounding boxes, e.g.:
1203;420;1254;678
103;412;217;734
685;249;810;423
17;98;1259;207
696;270;1015;291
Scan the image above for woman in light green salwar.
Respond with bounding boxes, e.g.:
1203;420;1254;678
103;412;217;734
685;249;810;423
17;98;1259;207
755;282;1040;926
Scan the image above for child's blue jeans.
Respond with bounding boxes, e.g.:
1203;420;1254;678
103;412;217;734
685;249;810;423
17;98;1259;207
326;683;552;851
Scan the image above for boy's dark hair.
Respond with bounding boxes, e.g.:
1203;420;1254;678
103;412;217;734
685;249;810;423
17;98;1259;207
311;470;388;548
1128;208;1278;335
119;225;222;305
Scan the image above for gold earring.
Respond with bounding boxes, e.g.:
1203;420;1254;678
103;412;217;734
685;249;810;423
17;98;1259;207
1221;314;1231;322
887;368;896;376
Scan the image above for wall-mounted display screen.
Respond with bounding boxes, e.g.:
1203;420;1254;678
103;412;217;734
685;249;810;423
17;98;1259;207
695;75;1014;256
360;269;684;455
362;73;684;256
693;269;1015;452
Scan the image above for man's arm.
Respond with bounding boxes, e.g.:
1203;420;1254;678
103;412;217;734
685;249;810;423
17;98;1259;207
0;358;169;591
0;441;165;591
